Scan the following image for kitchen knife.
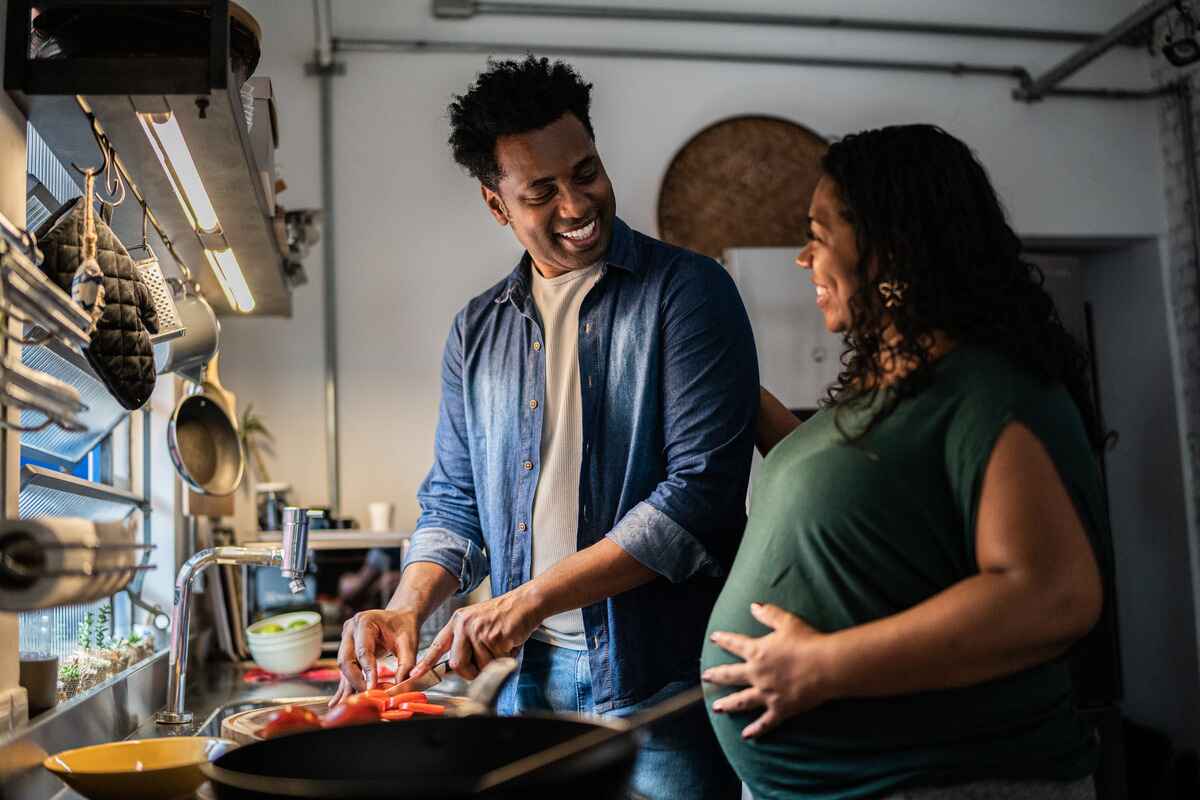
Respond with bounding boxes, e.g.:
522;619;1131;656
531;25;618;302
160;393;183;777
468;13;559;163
385;658;450;696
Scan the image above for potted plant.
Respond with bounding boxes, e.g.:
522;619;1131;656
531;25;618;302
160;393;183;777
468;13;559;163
239;404;275;490
57;662;81;700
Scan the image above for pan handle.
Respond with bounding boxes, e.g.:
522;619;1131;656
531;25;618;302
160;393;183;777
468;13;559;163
465;657;518;711
475;685;705;793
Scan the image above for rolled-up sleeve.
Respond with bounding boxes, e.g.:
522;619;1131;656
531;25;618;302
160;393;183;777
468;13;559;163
407;313;489;596
605;257;758;582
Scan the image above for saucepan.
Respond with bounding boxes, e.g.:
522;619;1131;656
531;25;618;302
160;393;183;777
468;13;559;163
201;659;702;799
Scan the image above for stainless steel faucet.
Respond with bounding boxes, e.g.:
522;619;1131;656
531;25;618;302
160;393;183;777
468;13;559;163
156;507;310;724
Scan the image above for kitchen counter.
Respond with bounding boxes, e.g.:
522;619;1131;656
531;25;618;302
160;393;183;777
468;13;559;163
5;655;341;800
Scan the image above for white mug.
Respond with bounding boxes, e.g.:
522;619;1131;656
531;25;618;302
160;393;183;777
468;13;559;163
367;502;395;533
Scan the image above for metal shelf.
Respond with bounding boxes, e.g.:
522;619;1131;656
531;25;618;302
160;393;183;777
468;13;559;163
3;0;293;317
20;465;148;521
19;337;130;467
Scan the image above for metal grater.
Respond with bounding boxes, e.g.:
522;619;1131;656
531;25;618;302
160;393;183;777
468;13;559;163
133;250;187;344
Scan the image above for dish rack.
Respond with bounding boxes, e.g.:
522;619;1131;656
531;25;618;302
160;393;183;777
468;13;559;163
0;209;92;434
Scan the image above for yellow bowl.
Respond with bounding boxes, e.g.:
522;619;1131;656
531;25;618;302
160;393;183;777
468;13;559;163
43;736;237;800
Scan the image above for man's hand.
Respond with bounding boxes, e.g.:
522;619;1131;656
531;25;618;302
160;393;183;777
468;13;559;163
330;607;421;706
409;588;543;681
702;602;835;739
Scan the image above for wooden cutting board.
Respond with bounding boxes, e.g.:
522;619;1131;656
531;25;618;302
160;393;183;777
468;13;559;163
222;697;329;744
221;693;468;744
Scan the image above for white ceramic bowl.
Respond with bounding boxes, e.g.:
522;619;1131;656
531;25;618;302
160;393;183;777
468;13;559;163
245;611;322;675
245;611;320;642
247;626;320;675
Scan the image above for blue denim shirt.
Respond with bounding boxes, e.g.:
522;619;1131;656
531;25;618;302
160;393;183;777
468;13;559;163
406;217;758;712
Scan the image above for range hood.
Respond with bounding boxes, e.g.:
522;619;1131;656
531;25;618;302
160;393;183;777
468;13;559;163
3;0;294;317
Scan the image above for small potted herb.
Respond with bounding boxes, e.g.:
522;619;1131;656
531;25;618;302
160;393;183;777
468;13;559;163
58;662;81;700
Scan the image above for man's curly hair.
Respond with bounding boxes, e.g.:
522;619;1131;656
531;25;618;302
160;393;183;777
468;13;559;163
820;124;1108;451
448;55;594;189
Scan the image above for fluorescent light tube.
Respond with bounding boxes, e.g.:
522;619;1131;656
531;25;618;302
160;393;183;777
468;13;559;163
138;112;220;233
204;248;256;313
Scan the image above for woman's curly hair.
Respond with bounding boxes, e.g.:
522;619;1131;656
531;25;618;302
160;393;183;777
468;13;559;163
820;124;1108;451
448;55;594;190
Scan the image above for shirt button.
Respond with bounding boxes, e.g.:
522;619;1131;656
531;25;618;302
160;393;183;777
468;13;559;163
584;323;592;334
529;399;538;410
532;341;542;351
523;460;533;471
517;521;527;532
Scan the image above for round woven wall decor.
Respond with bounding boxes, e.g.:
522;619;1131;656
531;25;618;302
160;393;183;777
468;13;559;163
657;115;828;261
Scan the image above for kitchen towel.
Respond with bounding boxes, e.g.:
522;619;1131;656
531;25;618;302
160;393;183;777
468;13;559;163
0;518;100;611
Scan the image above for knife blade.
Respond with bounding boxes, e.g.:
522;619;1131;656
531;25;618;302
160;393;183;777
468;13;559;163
385;659;450;696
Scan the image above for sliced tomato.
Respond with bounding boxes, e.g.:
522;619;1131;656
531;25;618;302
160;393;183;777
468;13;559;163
381;710;414;721
261;708;321;739
393;702;445;716
321;702;380;728
344;693;389;712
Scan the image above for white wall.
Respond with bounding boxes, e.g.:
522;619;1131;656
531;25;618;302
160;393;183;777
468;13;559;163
222;0;1168;536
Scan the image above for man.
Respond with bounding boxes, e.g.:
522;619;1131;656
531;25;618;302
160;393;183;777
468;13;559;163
335;55;757;799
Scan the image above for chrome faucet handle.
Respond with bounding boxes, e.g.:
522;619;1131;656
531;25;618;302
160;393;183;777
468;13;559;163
280;507;310;594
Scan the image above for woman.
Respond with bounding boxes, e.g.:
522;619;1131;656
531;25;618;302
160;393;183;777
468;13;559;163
701;124;1110;800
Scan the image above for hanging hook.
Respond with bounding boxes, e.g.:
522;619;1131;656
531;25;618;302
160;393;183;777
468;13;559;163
69;119;124;206
127;205;152;259
69;120;108;179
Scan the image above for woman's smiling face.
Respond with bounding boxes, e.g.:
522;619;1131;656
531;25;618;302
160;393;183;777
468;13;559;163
795;176;860;334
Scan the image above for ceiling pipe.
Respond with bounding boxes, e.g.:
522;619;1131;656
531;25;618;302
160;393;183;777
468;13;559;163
337;37;1029;80
432;0;1119;46
1014;0;1175;101
313;0;342;515
334;37;1158;100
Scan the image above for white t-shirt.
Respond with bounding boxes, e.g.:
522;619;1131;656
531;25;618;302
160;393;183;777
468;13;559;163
528;262;602;650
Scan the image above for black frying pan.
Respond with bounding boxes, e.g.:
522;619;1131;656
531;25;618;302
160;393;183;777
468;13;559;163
200;713;639;799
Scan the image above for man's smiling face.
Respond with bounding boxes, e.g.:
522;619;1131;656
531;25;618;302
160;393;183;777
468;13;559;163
483;112;616;278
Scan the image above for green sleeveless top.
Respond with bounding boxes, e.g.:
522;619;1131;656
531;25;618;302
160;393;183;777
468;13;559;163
702;345;1107;800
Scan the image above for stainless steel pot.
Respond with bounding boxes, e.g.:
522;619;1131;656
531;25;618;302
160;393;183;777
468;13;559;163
154;279;219;383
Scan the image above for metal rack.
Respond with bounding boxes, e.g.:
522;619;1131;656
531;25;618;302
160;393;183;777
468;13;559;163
0;209;92;435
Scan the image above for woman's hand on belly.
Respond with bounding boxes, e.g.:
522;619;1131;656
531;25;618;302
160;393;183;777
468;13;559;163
702;602;834;739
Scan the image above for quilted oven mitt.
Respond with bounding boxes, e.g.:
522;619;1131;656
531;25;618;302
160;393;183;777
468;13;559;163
35;198;159;410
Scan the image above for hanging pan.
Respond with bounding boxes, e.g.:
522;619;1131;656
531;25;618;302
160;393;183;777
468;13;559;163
168;356;244;496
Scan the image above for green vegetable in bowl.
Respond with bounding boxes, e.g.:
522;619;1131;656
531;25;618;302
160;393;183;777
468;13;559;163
256;623;285;634
287;619;309;630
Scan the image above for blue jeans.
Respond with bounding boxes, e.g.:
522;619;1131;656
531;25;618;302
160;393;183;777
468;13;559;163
505;639;741;800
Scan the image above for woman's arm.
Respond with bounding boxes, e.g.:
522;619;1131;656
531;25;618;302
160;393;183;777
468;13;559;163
756;386;801;457
705;421;1103;738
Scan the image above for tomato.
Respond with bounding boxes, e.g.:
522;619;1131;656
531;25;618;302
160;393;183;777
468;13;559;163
393;702;444;716
380;710;414;722
385;692;427;710
261;706;321;739
321;702;380;728
345;693;389;712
